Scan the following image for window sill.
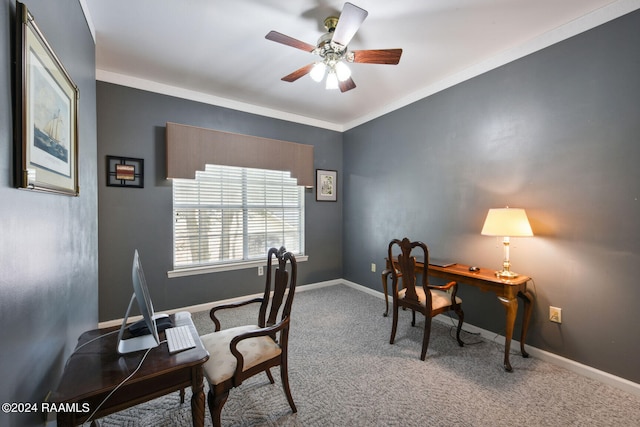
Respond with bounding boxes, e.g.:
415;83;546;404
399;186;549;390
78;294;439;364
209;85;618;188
167;255;308;278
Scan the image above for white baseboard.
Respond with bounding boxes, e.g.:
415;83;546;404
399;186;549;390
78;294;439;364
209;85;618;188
341;279;640;397
99;278;640;397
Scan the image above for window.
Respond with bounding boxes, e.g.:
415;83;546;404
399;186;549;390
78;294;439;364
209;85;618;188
172;164;305;273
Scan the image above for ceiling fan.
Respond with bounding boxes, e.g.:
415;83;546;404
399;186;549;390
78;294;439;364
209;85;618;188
265;2;403;93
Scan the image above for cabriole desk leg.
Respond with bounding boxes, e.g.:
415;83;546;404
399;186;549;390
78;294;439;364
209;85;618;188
498;296;518;372
518;289;534;358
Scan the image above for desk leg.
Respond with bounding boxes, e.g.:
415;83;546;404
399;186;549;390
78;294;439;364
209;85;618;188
381;269;391;317
518;290;534;358
191;365;206;427
57;413;72;427
498;296;518;372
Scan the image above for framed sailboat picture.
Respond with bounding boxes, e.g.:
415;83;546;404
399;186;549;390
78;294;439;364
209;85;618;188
14;2;79;195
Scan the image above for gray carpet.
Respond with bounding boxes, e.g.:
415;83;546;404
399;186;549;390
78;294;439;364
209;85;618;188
93;284;640;426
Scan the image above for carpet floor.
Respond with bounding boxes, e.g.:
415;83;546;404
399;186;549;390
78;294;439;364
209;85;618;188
92;284;640;426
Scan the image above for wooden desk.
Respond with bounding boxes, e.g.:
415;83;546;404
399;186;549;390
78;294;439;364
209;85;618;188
51;313;209;426
382;260;533;372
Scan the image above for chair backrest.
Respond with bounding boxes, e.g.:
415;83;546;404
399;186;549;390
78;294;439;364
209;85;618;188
258;247;297;330
388;238;430;307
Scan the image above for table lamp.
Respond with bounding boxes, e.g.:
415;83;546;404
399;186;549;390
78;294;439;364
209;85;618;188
481;207;533;279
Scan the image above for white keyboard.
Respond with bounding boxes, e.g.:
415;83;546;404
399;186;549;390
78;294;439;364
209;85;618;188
165;325;196;354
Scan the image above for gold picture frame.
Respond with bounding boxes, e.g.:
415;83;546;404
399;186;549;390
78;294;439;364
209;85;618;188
14;2;79;196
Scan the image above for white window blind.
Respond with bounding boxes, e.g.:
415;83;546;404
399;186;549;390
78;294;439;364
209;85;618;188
172;164;304;270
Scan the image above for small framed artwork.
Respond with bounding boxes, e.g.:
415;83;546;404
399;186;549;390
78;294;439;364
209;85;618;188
14;2;79;196
106;156;144;188
316;169;337;202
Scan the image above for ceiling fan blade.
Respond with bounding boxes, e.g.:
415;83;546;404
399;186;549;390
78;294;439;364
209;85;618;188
352;49;403;65
265;31;316;52
331;2;368;47
281;63;315;82
339;77;356;93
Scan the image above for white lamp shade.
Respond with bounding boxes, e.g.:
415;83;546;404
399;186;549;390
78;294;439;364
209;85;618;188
481;208;533;237
310;62;326;82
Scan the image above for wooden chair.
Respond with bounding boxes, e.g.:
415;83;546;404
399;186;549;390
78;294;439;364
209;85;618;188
388;237;464;360
200;247;297;426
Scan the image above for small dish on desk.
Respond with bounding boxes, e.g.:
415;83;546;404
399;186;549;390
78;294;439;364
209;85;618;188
469;266;480;272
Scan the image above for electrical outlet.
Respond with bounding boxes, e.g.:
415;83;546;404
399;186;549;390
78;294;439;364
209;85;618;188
549;306;562;323
371;263;376;273
258;266;264;276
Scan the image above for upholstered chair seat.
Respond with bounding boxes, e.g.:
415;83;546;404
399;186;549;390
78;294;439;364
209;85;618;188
201;325;282;386
398;287;462;311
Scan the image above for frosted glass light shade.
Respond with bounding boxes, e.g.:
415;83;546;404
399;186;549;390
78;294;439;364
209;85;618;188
481;208;533;237
310;62;326;82
334;61;351;82
325;71;339;90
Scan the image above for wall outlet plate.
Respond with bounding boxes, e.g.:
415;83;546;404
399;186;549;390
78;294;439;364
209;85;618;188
550;306;562;323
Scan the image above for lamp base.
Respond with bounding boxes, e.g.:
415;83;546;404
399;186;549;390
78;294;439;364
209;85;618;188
495;269;519;279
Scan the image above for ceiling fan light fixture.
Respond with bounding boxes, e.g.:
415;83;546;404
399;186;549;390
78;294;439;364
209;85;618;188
265;2;403;93
334;61;351;82
310;62;327;82
325;71;339;90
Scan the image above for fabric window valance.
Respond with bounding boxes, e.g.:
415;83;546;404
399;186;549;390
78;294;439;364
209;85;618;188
166;122;314;187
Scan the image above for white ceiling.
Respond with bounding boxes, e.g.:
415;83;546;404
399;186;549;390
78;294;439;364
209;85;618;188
83;0;637;131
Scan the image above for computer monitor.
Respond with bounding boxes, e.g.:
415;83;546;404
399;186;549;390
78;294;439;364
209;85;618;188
116;250;160;354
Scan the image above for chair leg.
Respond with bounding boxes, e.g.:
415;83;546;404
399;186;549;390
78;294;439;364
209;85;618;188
455;306;465;347
421;315;433;361
207;388;228;427
280;358;297;413
265;368;275;384
411;309;416;327
390;302;399;344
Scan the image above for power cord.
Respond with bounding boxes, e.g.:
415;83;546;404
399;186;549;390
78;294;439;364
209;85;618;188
64;330;120;368
84;340;167;424
443;313;484;345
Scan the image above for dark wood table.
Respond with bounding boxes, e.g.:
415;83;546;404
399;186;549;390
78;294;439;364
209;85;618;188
382;259;533;372
51;313;209;426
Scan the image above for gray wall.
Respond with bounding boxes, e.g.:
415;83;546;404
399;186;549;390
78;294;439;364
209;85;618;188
343;10;640;383
97;83;343;321
1;5;634;424
0;1;97;426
